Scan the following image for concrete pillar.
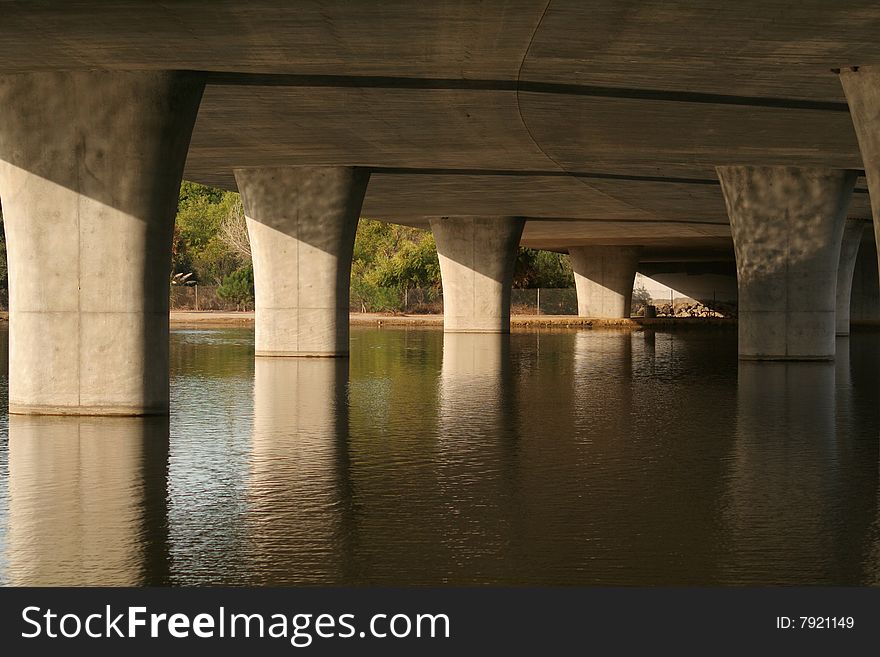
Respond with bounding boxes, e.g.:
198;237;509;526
716;166;856;360
836;219;865;336
569;246;639;318
850;229;880;324
7;415;169;585
0;71;204;415
840;66;880;273
430;216;525;333
234;167;369;357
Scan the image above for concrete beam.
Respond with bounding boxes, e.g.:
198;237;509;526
234;166;369;357
568;246;639;318
717;166;855;360
836;219;865;336
0;71;204;415
430;216;525;333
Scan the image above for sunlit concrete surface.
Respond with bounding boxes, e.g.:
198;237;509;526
2;2;880;399
0;1;875;246
236;166;369;357
431;217;524;333
0;70;204;415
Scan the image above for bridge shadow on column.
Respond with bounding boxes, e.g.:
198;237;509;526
724;357;880;584
244;357;353;584
5;415;170;585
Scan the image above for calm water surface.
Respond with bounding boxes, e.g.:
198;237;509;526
0;325;879;586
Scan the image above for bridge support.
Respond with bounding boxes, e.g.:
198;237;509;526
840;66;880;303
234;167;369;357
0;71;204;415
569;246;639;318
430;216;525;333
836;219;865;336
850;231;880;324
717;166;855;360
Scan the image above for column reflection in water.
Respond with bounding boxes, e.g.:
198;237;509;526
436;332;517;581
6;416;169;585
246;358;351;584
726;361;845;584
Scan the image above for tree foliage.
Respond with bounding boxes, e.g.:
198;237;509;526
173;181;245;285
217;266;255;310
0;183;578;313
352;219;441;290
513;248;574;288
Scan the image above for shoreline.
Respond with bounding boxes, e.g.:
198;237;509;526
2;310;878;331
167;310;737;330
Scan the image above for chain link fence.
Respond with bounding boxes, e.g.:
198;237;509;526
171;285;580;315
349;287;578;315
170;285;254;311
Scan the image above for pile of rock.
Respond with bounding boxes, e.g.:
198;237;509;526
651;300;736;318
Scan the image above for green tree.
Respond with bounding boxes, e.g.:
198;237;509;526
350;219;441;311
217;266;255;310
513;248;574;288
173;181;243;284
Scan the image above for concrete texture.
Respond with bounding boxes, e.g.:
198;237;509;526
234;166;369;357
835;219;866;336
569;247;639;318
0;71;204;415
717;166;856;360
840;66;880;271
430;216;525;333
1;4;879;258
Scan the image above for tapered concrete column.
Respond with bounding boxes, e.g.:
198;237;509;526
840;67;880;267
234;167;369;357
717;166;856;360
0;71;204;415
569;246;639;318
851;231;880;323
430;216;525;333
836;219;865;336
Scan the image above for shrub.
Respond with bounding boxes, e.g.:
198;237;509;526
217;266;255;310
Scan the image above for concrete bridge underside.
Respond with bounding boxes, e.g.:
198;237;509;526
3;1;880;413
